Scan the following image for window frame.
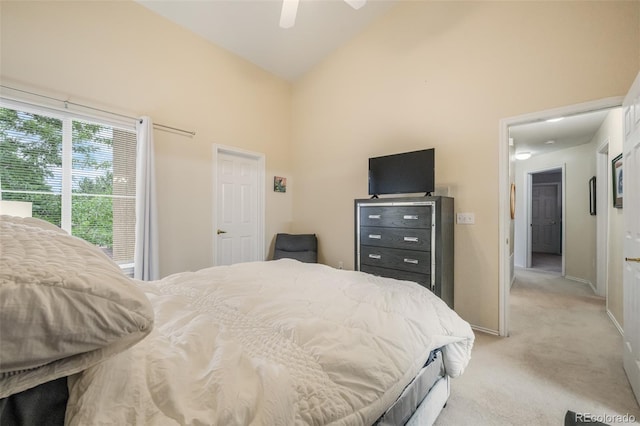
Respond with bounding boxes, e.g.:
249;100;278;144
0;97;138;272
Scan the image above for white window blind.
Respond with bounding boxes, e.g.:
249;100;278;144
0;104;137;269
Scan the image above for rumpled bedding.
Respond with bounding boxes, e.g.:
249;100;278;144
66;259;474;425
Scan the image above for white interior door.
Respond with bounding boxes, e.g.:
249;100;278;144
214;148;264;266
531;183;561;254
622;71;640;406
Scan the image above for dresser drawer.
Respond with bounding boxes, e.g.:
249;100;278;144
360;206;431;229
360;246;431;274
360;226;431;251
360;264;432;291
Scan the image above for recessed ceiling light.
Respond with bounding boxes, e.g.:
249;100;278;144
515;152;532;160
280;0;366;28
546;117;564;123
345;0;367;9
279;0;299;29
545;140;556;144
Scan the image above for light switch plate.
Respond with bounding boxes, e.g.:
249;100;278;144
456;213;475;224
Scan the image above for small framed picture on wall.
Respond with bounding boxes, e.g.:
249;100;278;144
589;176;596;215
612;153;623;208
274;176;287;193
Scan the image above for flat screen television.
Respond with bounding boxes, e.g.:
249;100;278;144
368;148;435;196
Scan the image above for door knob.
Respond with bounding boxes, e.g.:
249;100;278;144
625;257;640;263
217;229;227;235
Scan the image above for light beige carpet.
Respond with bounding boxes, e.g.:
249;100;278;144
531;252;562;274
435;268;640;425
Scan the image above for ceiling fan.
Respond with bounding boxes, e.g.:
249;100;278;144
280;0;367;28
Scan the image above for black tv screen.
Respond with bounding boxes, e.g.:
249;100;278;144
368;148;435;196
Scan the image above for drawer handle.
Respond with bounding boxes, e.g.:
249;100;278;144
403;215;418;220
403;236;419;242
368;254;382;260
368;234;381;239
404;258;419;264
368;214;381;219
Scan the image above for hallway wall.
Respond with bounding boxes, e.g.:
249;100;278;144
514;142;597;285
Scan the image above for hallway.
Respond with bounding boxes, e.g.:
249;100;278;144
436;268;638;425
530;252;562;274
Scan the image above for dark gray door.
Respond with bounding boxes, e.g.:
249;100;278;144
531;183;561;254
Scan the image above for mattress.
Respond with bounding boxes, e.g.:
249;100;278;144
374;348;445;426
66;260;474;425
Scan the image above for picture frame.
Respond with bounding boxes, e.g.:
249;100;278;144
510;183;516;219
589;176;596;215
274;176;287;193
612;153;623;208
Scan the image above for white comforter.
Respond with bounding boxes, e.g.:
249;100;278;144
66;260;474;426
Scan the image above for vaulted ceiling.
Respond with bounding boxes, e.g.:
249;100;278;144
137;1;615;154
136;0;397;81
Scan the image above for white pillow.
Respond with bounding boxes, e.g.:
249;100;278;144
0;216;154;397
0;215;66;234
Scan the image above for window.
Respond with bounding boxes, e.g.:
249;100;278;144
0;102;137;272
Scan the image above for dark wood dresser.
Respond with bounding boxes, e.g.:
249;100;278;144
354;196;454;308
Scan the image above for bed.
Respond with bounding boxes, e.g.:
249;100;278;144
0;215;474;425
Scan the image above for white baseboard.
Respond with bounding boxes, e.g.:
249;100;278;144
509;253;515;288
607;309;624;336
471;325;500;336
565;275;597;294
565;275;589;284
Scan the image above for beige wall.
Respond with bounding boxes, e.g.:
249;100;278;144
514;142;597;286
0;1;293;277
291;1;639;330
2;0;638;332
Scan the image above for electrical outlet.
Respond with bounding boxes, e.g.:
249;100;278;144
338;261;344;270
456;213;475;225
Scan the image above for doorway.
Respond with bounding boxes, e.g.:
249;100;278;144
529;169;563;274
212;144;265;266
498;97;624;336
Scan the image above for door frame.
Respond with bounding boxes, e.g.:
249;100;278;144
212;143;266;266
499;96;623;337
526;167;565;271
596;141;610;299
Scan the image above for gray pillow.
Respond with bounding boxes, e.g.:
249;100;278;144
0;216;154;397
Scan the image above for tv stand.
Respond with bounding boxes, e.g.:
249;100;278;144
370;194;379;199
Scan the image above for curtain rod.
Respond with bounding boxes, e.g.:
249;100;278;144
0;85;196;137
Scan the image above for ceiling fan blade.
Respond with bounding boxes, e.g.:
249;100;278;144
344;0;366;10
280;0;299;29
